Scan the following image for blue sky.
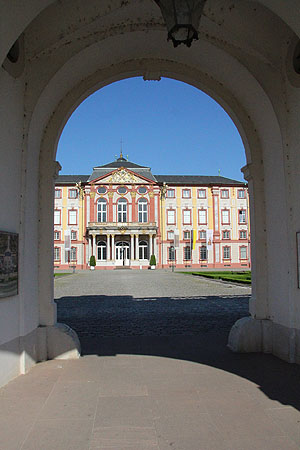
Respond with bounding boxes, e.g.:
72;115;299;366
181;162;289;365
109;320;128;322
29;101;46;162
57;77;246;181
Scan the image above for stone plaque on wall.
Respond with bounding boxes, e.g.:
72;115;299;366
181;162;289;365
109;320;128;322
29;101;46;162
0;231;18;298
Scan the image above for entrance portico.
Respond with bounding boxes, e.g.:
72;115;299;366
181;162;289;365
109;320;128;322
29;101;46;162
88;224;157;269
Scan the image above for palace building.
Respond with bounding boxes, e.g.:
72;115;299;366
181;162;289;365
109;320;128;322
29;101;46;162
54;154;250;270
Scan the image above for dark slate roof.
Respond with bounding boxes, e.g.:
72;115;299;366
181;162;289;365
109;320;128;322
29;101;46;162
88;157;156;182
154;175;246;186
55;175;89;184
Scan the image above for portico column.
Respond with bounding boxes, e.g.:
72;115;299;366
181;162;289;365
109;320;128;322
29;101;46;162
88;234;92;261
130;234;135;263
92;234;96;257
135;234;139;260
107;234;110;260
111;234;115;261
153;235;157;259
149;234;153;257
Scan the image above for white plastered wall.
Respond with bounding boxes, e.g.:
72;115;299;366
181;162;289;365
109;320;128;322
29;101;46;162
0;0;300;386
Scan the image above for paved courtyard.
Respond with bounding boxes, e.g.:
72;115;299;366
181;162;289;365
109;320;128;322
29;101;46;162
2;270;300;449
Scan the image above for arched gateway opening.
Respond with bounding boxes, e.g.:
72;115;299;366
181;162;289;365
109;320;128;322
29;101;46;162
1;1;300;386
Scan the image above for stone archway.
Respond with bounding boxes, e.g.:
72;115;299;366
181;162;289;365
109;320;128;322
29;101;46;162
1;0;300;385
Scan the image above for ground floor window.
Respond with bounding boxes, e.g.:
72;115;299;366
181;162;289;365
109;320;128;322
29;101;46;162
97;241;107;260
54;247;60;261
240;246;247;259
200;246;207;260
139;240;148;259
223;246;231;259
184;246;191;260
169;246;175;261
70;247;77;261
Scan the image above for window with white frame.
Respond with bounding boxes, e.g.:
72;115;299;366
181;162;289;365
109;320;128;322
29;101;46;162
182;189;191;198
54;209;61;225
138;198;148;223
183;230;191;240
183;209;191;224
240;246;247;259
167;231;174;240
198;189;206;198
139;240;148;260
238;189;245;199
54;247;60;261
221;209;230;224
117;199;127;222
97;241;107;260
169;246;175;260
68;210;77;225
54;231;60;240
54;189;61;199
198;209;207;224
167;209;176;224
167;189;175;198
70;247;77;261
221;189;229;199
200;246;207;260
69;189;78;199
223;246;231;259
239;209;246;223
97;199;107;223
184;246;191;260
222;230;230;239
239;230;247;239
71;231;77;240
199;230;206;240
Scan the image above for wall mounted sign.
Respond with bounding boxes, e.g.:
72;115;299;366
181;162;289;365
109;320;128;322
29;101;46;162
0;231;18;298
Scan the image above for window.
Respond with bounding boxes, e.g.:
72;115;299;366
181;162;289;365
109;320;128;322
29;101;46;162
97;186;107;194
221;189;229;199
54;231;60;240
118;198;127;222
54;189;61;199
139;240;148;260
239;230;247;239
223;246;231;259
70;247;77;261
167;209;176;224
167;231;174;240
97;199;107;223
199;230;206;240
54;209;61;225
69;189;78;199
184;246;191;260
71;231;77;240
183;209;191;224
198;189;206;198
198;209;207;224
221;209;230;224
183;231;191;240
97;241;107;260
167;189;175;198
182;189;191;198
238;189;245;199
240;246;247;259
54;247;60;261
200;246;207;260
169;246;175;261
138;198;148;223
68;210;77;225
239;209;246;224
138;186;147;194
117;186;127;194
222;230;230;240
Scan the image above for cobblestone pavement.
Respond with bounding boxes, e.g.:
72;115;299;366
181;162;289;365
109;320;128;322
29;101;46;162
55;270;250;345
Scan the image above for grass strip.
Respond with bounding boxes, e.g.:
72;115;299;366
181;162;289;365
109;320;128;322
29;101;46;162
180;271;251;284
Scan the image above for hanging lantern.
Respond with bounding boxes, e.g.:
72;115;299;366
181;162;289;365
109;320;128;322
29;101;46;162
155;0;206;48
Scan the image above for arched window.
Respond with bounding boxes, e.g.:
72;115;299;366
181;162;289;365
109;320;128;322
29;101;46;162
138;198;147;223
97;199;107;223
139;240;148;260
118;198;127;222
97;241;107;260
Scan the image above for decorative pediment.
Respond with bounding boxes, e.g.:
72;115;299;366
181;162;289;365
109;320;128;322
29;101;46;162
99;168;148;185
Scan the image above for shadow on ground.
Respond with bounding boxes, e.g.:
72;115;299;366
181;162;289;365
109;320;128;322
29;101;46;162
56;294;300;414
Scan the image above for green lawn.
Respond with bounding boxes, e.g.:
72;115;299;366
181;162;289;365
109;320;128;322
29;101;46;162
54;273;70;278
180;271;251;284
